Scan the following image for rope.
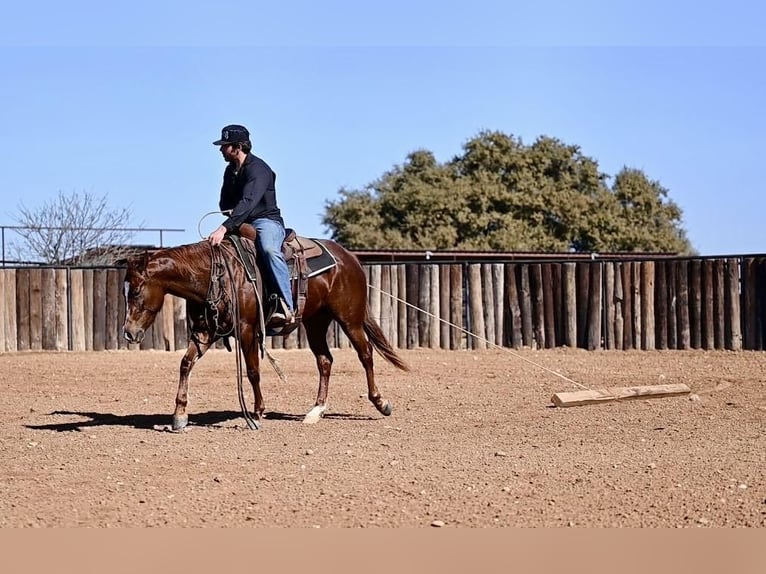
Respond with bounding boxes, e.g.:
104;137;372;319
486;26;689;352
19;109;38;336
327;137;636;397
217;244;261;430
367;283;592;392
197;210;232;240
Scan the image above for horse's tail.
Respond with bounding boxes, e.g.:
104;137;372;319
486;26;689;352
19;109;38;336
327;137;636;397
363;315;410;372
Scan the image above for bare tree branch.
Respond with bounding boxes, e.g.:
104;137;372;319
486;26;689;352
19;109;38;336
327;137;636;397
11;190;142;265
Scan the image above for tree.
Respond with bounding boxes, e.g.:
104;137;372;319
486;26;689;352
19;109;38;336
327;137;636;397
10;190;140;265
322;130;693;254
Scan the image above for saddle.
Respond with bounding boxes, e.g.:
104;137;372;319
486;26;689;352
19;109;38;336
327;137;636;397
229;223;326;336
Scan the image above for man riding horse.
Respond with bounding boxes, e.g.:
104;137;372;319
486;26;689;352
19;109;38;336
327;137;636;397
206;124;295;330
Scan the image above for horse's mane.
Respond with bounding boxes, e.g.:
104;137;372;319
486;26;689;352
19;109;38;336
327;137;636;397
157;240;220;275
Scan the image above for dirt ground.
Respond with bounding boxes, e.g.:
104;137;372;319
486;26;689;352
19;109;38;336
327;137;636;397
1;346;765;527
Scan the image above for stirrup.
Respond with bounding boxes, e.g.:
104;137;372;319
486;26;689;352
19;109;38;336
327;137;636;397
267;297;294;326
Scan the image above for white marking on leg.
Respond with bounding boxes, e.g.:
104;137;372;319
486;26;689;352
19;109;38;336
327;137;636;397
303;404;327;424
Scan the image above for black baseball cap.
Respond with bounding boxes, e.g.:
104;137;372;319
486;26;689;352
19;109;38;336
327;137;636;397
213;124;250;145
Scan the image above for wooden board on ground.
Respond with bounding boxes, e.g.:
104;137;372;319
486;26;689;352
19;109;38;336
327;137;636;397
551;383;691;408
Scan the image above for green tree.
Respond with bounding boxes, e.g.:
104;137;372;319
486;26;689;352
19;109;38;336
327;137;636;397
322;130;693;254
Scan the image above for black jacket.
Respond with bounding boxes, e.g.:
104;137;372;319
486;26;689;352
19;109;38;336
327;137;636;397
219;153;284;231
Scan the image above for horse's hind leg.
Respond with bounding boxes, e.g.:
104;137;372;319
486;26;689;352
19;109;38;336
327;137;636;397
303;311;334;424
173;336;211;430
341;320;392;417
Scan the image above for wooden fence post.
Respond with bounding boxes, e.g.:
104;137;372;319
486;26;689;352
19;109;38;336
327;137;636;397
586;262;602;350
482;264;496;347
562;263;577;348
530;264;545;349
468;264;485;349
449;264;463;350
54;268;68;351
725;258;742;350
440;265;451;349
640;261;655;350
3;270;17;352
604;262;615;350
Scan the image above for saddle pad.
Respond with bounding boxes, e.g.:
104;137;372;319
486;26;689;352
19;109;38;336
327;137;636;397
302;240;338;278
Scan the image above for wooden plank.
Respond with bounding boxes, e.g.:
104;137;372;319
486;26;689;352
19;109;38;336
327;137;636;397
105;269;121;350
552;263;563;347
640;261;655;350
54;268;68;351
575;263;589;349
29;268;43;351
439;264;451;349
69;270;86;351
702;259;715;350
542;263;555;349
0;271;5;352
518;264;533;348
92;269;107;351
82;269;94;351
604;262;615;350
561;263;576;348
551;383;691;408
689;259;702;349
0;269;4;353
666;261;677;349
117;270;128;350
505;264;522;349
482;263;496;347
417;264;430;347
468;264;486;349
405;264;419;349
429;265;440;348
397;265;406;349
389;265;399;349
369;264;382;338
379;264;391;346
16;269;30;351
3;269;17;352
655;260;668;350
741;257;757;349
621;261;633;349
725;258;742;350
613;262;624;350
449;264;463;350
41;268;56;350
173;297;187;351
530;264;544;349
586;262;602;350
676;260;690;349
713;259;725;349
631;260;641;349
162;293;175;351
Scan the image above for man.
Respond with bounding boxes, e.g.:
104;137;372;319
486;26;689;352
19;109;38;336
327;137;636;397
207;124;294;327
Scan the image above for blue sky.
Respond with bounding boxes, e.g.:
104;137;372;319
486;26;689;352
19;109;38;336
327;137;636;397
1;1;765;255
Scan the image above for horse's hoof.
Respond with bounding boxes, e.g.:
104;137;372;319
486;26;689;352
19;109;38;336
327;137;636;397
172;414;188;431
303;404;327;424
379;400;393;416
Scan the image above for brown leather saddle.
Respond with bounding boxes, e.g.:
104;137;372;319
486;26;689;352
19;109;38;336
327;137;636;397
230;223;326;336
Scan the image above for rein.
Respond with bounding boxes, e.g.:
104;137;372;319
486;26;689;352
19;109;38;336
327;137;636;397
206;242;287;430
210;243;261;430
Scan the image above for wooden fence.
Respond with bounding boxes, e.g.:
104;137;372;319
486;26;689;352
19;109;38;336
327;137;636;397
1;257;765;353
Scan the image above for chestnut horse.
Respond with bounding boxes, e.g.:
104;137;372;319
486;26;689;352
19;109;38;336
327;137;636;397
122;238;408;430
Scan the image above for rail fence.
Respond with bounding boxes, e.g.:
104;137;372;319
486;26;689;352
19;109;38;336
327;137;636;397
1;256;765;353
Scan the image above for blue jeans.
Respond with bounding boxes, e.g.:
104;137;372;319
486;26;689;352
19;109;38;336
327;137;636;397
251;218;293;312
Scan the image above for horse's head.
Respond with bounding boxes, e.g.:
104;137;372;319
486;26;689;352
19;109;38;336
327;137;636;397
123;252;165;344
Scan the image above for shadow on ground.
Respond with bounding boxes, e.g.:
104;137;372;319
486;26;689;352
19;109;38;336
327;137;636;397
25;409;375;431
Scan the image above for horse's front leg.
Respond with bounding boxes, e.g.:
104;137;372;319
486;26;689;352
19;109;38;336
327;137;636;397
173;334;211;430
239;325;264;425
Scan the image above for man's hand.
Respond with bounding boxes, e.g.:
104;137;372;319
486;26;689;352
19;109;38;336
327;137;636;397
207;225;228;246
